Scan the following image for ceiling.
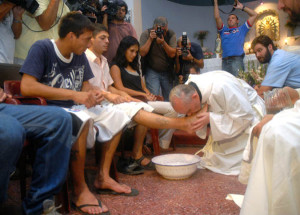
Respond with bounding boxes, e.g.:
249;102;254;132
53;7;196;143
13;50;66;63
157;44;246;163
167;0;256;6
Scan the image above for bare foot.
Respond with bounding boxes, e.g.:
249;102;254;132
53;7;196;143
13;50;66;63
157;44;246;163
74;187;108;214
94;176;132;194
140;157;150;166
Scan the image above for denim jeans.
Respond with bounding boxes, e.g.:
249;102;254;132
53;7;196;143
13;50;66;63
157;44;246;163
0;104;73;215
145;67;174;101
222;56;244;77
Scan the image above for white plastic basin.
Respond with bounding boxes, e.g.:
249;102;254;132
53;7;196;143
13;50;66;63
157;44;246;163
152;153;201;180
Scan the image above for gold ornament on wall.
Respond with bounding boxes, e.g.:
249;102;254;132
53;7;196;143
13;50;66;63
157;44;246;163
256;10;280;41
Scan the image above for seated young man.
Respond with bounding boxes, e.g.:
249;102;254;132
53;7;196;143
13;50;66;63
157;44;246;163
20;12;108;215
0;88;73;215
85;24;157;175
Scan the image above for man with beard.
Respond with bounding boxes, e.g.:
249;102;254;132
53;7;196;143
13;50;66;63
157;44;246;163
278;0;300;22
102;0;137;66
252;35;300;98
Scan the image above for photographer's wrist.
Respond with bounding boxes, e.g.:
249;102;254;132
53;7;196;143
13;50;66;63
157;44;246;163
13;18;22;23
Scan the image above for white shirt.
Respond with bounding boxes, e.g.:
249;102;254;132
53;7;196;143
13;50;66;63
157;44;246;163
0;7;14;63
85;48;113;91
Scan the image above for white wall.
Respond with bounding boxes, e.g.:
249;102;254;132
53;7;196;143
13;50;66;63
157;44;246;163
140;0;300;52
124;0;143;37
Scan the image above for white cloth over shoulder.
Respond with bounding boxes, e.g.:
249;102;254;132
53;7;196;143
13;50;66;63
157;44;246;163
186;71;265;175
240;100;300;215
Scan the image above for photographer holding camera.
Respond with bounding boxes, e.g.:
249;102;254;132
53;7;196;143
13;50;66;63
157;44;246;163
0;0;24;63
14;0;69;64
175;33;204;84
102;0;137;66
139;16;176;101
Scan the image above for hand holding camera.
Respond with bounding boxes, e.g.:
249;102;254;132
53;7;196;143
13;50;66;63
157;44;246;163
155;26;164;38
12;5;25;21
149;29;157;40
6;0;39;14
233;0;243;10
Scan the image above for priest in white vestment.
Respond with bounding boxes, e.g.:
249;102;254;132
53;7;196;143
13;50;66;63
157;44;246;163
169;71;266;175
240;100;300;215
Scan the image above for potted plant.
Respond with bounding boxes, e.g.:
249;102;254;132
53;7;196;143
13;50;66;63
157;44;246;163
194;30;208;47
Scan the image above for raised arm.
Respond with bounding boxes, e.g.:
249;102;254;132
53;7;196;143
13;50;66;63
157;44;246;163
0;1;14;21
11;6;24;39
214;0;223;30
156;33;176;58
140;30;155;57
101;5;108;28
195;58;204;69
175;48;181;74
234;0;257;26
35;0;60;30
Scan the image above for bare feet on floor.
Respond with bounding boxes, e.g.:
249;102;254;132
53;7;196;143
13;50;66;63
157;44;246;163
94;176;132;194
74;187;108;214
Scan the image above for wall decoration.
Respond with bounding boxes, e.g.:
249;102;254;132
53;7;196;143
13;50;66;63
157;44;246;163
256;9;280;41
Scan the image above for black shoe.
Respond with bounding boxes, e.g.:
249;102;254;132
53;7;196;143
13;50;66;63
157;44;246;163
135;155;156;170
117;157;144;175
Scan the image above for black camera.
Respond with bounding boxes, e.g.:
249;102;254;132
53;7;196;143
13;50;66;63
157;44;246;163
102;0;118;16
77;0;101;16
7;0;39;14
155;26;164;38
181;32;190;57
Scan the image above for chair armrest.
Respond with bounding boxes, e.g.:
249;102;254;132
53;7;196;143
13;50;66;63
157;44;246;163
12;96;47;105
4;97;22;105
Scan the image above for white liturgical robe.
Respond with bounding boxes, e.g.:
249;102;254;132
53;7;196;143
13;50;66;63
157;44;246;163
240;100;300;215
186;71;265;175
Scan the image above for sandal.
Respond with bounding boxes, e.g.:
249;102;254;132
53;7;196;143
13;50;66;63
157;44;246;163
117;157;144;175
135;155;156;170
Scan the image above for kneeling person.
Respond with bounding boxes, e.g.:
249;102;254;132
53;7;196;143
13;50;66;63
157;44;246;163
169;71;266;175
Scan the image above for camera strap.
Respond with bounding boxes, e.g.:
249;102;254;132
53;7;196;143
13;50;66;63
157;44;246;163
211;0;236;14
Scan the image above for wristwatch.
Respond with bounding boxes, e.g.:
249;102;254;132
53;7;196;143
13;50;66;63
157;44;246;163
191;57;194;63
242;5;246;11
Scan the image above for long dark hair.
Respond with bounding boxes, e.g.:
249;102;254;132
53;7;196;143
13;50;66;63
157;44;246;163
113;36;140;74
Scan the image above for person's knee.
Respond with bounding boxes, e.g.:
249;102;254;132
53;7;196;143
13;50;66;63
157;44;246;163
46;107;72;126
0;115;24;151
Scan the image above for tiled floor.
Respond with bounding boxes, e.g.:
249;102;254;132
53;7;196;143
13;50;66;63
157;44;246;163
1;145;246;215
